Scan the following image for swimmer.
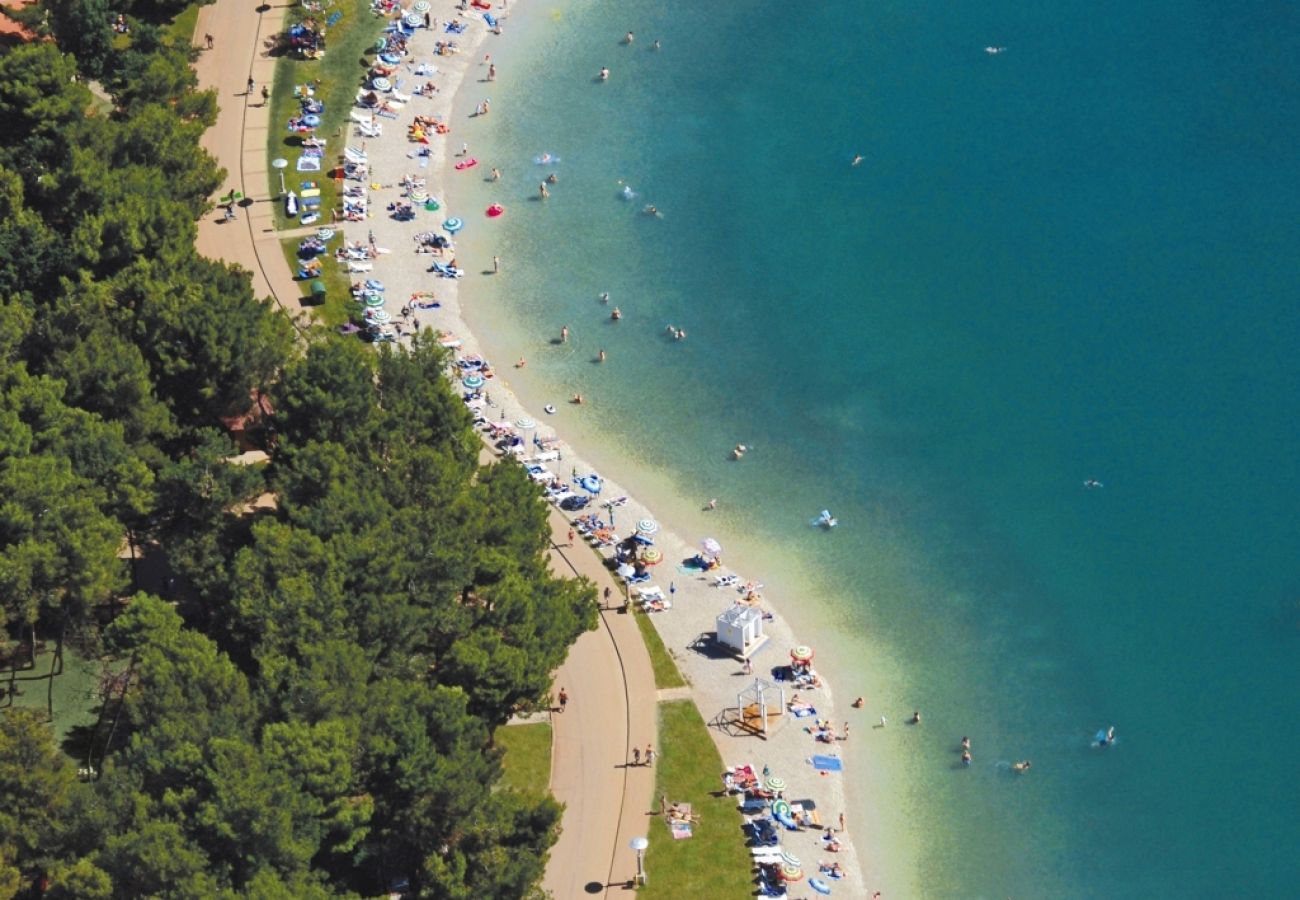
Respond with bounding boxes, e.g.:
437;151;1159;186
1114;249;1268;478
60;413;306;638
491;167;501;181
652;39;660;50
560;325;569;343
960;736;971;750
1012;760;1032;773
488;63;496;80
911;710;921;724
611;306;622;320
852;154;864;166
1099;725;1116;746
706;498;717;510
1085;479;1104;489
515;357;527;368
852;697;865;709
643;204;661;217
961;750;972;766
599;66;609;81
624;31;634;44
600;292;610;304
598;348;606;363
732;444;747;460
571;393;584;405
674;328;686;340
539;182;549;199
546;173;558;184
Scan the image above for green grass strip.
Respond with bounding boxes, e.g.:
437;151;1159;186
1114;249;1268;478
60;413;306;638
492;721;553;800
641;700;751;899
633;607;687;690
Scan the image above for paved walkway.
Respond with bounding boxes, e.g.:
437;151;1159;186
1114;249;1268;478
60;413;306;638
192;0;306;317
543;508;658;898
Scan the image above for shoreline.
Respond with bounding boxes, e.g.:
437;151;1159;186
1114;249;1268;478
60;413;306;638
348;3;873;894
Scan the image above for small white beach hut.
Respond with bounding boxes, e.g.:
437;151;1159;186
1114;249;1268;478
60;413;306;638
716;604;768;659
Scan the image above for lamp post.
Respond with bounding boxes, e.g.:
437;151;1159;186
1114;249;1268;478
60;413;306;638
629;836;648;886
272;157;288;195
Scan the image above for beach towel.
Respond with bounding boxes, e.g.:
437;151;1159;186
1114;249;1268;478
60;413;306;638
811;755;843;772
791;706;817;719
326;10;342;26
296;156;322;172
444;21;466;33
482;12;497;28
669;821;692;840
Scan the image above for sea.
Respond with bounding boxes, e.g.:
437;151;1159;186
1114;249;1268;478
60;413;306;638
446;0;1300;896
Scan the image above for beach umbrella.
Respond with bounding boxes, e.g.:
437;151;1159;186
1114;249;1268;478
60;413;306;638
412;0;431;10
791;645;814;664
402;12;421;27
515;416;536;431
636;518;659;536
809;877;832;895
701;537;723;558
765;776;787;794
443;217;464;233
371;76;392;92
462;374;486;389
642;548;663;565
365;309;391;324
780;851;801;867
616;562;635;578
780;864;804;883
364;294;385;308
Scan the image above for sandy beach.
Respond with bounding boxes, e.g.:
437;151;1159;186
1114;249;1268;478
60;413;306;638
347;4;871;894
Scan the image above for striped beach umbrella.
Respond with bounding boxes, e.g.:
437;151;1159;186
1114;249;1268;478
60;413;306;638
443;217;464;233
364;293;384;307
765;776;787;793
780;851;801;867
402;13;421;27
700;537;722;558
371;76;392;92
636;518;659;535
514;416;536;431
364;309;391;324
412;0;431;11
791;645;814;664
641;548;663;565
462;374;485;389
780;864;804;883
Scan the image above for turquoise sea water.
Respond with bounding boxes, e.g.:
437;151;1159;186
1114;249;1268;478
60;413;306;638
449;1;1300;895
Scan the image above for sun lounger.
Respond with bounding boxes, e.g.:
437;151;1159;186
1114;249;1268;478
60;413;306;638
528;450;560;463
391;89;412;102
350;109;374;125
714;574;739;588
347;261;374;273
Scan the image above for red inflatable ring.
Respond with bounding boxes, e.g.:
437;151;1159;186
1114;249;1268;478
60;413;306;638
486;204;505;218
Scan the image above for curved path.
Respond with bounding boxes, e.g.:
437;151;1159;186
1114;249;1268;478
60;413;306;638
192;0;304;315
189;5;660;892
543;507;657;898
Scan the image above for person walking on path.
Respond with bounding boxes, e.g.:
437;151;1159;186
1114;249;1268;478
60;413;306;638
839;812;846;833
558;687;568;713
567;528;575;547
260;85;269;106
204;33;214;49
644;745;655;766
247;76;255;95
632;747;640;766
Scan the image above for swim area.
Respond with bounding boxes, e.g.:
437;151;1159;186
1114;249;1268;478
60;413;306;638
449;0;1300;895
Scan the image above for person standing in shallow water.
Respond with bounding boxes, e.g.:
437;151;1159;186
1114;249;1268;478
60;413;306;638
539;182;549;199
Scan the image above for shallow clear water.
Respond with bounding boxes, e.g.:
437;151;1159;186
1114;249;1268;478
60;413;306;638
449;0;1300;895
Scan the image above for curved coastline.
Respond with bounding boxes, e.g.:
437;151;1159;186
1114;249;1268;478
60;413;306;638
347;2;878;894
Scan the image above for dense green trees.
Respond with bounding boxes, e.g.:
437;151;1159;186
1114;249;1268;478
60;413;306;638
0;25;591;900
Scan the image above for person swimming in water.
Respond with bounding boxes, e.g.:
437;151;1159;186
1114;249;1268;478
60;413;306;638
852;154;864;166
911;710;922;724
1085;479;1104;489
1012;760;1032;772
961;750;972;766
1099;725;1116;746
610;306;622;321
598;348;606;363
546;173;558;184
599;66;610;81
600;292;610;304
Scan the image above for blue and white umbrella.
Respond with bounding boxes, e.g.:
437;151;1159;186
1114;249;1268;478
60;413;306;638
402;13;421;28
371;76;392;92
515;416;537;430
412;0;431;11
636;518;659;536
443;217;464;233
462;374;486;389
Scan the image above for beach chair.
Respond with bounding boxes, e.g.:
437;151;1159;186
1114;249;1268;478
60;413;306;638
391;89;412;103
347;261;374;273
356;121;382;138
714;574;739;588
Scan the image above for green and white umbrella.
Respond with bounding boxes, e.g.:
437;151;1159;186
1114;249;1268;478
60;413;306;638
636;518;659;535
765;776;787;793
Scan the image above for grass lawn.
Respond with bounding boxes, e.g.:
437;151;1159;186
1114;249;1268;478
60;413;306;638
266;0;386;233
278;237;353;326
164;3;200;48
641;700;750;899
492;722;553;800
5;644;103;745
633;608;687;690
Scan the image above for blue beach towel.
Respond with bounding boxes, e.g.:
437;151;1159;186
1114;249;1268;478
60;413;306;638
483;12;498;28
811;755;843;772
326;11;342;26
791;707;817;719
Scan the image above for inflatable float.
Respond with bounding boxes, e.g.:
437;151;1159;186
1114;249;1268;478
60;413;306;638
486;203;504;217
454;158;478;170
533;153;560;165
